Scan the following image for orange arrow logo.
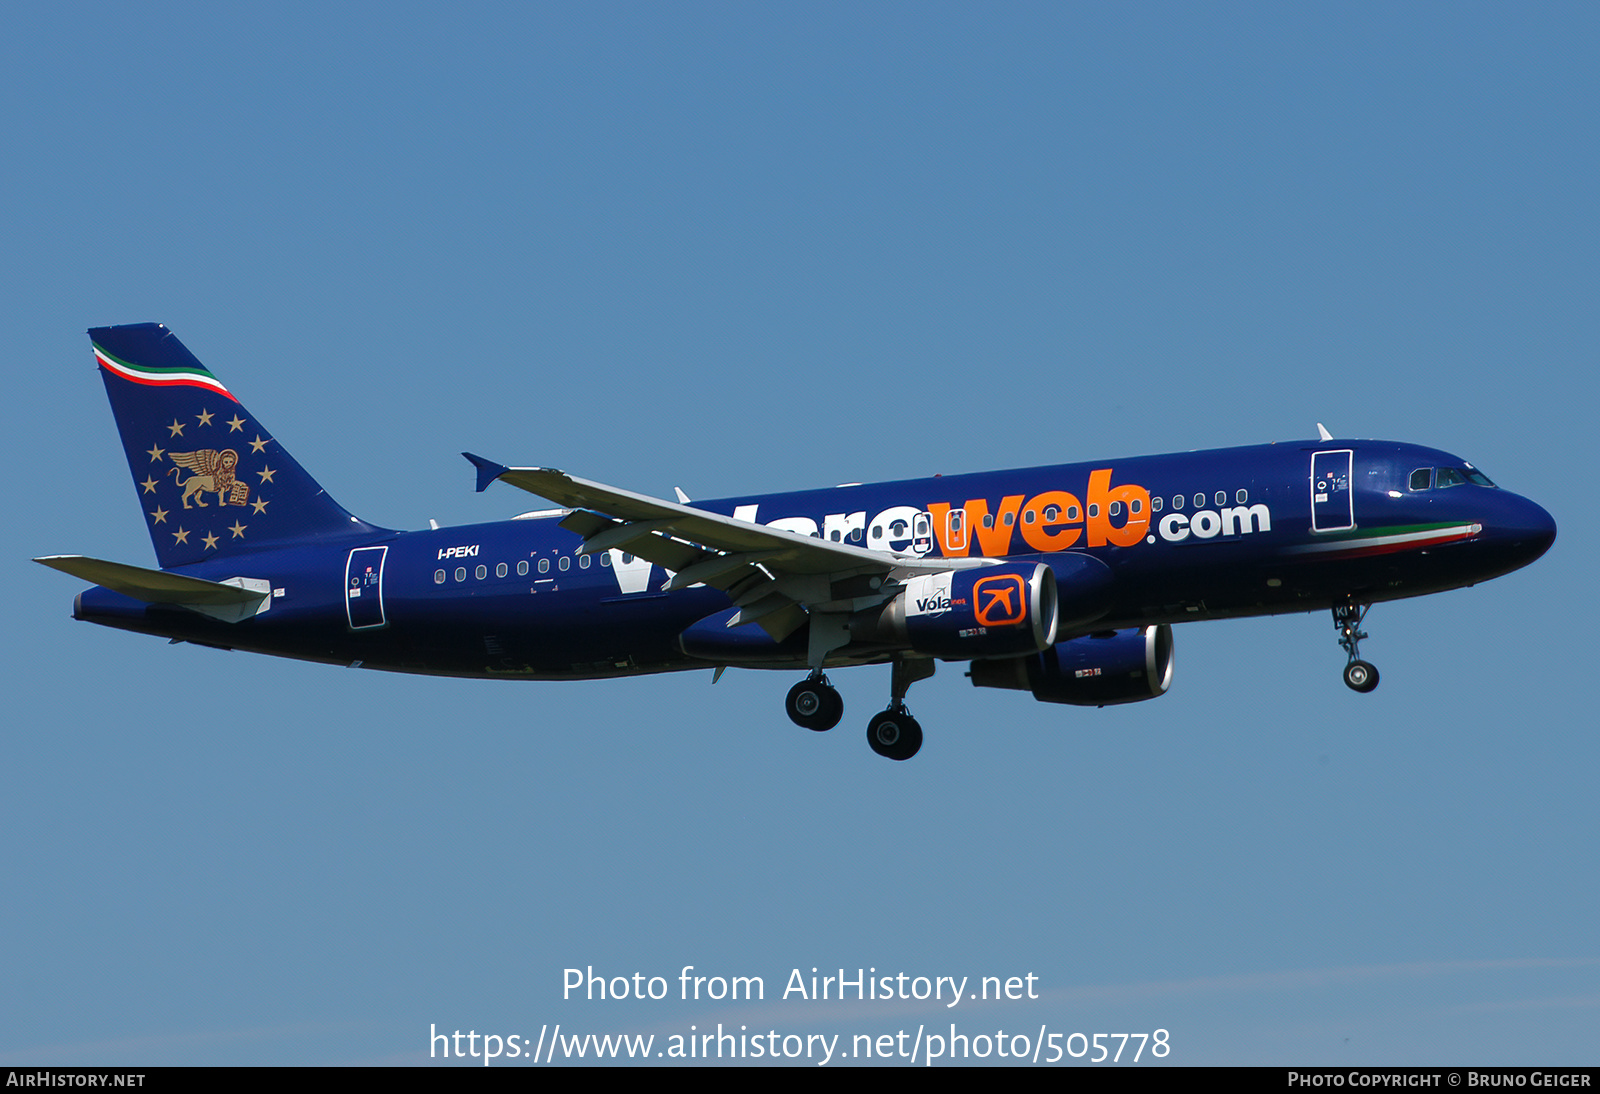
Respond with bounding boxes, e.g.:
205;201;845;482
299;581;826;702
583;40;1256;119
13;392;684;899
973;574;1027;626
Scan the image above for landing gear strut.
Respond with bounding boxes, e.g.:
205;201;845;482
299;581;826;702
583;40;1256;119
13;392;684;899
1333;602;1380;693
785;673;843;731
866;658;933;761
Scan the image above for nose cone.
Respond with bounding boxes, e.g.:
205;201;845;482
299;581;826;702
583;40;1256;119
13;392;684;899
1515;497;1557;563
1482;491;1556;575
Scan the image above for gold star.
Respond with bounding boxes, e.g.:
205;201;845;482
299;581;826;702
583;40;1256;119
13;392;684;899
226;414;246;432
140;475;159;494
150;506;169;524
250;497;269;514
249;434;268;453
202;532;219;550
173;527;190;544
257;465;276;483
146;442;165;462
167;418;185;437
228;521;247;539
196;408;214;427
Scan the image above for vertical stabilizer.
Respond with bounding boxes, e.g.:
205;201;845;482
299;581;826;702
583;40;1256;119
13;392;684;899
89;323;387;568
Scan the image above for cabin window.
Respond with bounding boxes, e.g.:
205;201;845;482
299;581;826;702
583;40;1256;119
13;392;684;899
1087;503;1100;518
600;553;612;567
517;560;529;576
1236;489;1248;504
579;554;591;568
538;559;550;573
1171;495;1184;510
434;569;445;584
1002;512;1015;526
1131;498;1143;515
1109;501;1122;517
475;564;487;580
496;562;508;578
558;556;570;571
982;515;994;529
830;530;842;541
1151;496;1162;513
1024;509;1037;524
1215;491;1227;507
1193;493;1206;509
454;567;466;582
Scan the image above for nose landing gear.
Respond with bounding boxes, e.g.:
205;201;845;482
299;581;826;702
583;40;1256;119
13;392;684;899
1333;602;1380;693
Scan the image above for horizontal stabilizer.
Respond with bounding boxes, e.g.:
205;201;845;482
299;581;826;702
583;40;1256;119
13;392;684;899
35;555;270;623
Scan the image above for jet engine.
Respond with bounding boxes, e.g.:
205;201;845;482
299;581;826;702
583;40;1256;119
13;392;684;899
969;625;1174;706
850;562;1060;659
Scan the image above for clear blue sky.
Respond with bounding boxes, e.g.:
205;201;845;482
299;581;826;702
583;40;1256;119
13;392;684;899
4;1;1595;1066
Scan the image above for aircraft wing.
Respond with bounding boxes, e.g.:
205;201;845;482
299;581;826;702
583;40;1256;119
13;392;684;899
464;454;988;642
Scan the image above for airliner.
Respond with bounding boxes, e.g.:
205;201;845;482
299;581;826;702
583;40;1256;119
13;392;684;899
38;324;1557;760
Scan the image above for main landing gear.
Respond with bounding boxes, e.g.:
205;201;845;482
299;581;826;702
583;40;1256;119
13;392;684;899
1333;601;1380;693
866;705;922;762
783;658;934;760
865;658;934;762
785;673;843;731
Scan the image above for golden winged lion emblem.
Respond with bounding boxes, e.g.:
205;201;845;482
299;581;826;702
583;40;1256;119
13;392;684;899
168;448;250;509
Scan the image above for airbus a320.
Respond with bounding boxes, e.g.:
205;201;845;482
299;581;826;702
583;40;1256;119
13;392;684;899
38;324;1557;760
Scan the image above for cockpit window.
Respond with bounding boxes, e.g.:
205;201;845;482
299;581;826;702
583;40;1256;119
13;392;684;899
1435;467;1466;488
1463;464;1496;487
1409;468;1432;491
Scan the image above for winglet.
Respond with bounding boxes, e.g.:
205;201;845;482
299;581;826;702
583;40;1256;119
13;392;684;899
462;452;510;493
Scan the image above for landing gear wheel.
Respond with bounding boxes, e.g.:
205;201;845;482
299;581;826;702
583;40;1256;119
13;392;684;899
1332;602;1379;694
866;706;923;761
786;677;843;731
1343;659;1379;693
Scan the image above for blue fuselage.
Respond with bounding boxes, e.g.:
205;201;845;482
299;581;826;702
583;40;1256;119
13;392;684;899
75;439;1556;679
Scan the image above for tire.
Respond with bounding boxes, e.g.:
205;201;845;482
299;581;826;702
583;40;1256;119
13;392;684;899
817;686;844;731
1343;660;1380;693
786;679;842;730
866;708;923;760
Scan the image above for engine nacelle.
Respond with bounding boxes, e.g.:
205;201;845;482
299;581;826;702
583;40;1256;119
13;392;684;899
969;625;1174;706
852;563;1059;659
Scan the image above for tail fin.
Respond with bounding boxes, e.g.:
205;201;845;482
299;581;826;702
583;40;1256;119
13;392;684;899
90;323;386;568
